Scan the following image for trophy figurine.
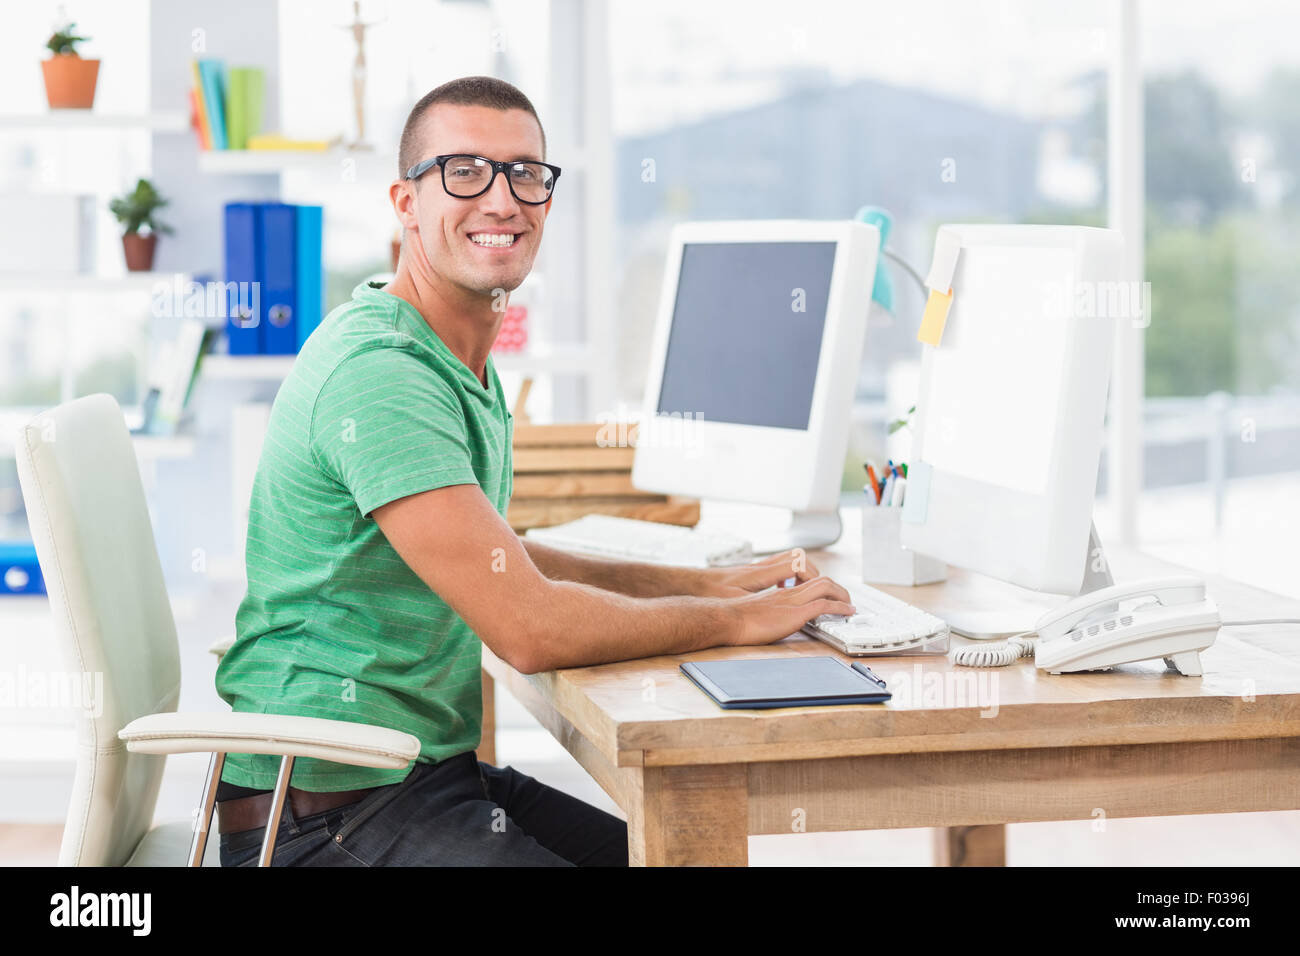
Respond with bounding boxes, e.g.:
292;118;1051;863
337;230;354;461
342;1;382;150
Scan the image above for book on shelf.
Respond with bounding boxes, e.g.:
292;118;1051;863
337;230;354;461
187;61;211;150
225;67;265;150
197;59;227;150
246;133;333;151
189;59;266;151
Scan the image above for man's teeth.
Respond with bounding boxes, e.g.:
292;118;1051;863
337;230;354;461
469;233;517;247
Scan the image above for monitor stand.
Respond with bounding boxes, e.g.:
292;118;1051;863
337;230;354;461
749;509;843;555
1079;522;1116;592
947;521;1113;640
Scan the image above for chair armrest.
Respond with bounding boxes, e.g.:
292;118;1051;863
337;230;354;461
208;635;235;658
118;711;421;770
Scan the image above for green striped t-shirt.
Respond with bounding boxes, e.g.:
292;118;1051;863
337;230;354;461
215;280;513;791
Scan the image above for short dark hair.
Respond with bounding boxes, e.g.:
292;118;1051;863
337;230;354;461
398;75;546;178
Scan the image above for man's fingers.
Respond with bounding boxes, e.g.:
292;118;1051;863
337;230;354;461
779;550;820;582
785;575;853;606
812;598;856;619
751;550;820;583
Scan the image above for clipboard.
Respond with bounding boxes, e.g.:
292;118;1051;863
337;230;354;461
680;657;891;710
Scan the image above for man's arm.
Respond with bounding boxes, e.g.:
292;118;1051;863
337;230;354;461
372;484;854;674
522;538;827;599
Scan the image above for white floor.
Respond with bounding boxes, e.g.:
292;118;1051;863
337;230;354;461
4;475;1299;865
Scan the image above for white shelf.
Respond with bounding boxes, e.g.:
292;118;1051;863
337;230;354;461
0;430;194;461
129;435;197;460
0;110;188;131
0;271;188;293
197;148;397;176
201;354;297;380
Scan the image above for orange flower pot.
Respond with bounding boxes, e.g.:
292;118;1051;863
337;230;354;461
122;233;157;272
41;54;100;109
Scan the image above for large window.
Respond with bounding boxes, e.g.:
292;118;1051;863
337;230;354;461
609;0;1110;489
1136;1;1300;594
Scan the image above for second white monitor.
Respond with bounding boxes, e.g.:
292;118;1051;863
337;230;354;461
900;224;1125;596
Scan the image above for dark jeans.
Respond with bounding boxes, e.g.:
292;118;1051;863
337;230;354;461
218;752;628;866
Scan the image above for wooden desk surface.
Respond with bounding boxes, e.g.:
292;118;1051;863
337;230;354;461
486;510;1300;771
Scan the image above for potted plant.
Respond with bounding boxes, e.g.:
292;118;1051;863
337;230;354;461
41;22;100;109
109;179;173;272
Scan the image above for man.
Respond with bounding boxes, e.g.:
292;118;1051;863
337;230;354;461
214;76;854;867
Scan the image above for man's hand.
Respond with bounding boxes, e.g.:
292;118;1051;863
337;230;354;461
726;576;856;647
693;549;825;598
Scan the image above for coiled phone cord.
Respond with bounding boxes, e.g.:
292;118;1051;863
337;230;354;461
951;632;1037;667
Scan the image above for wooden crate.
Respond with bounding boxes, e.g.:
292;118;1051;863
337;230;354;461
508;421;699;532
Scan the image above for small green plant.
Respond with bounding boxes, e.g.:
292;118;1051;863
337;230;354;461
888;404;915;435
46;22;90;56
109;179;174;237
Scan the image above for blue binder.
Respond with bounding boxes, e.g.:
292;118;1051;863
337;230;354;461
295;205;324;350
0;541;46;595
259;202;298;354
223;202;261;354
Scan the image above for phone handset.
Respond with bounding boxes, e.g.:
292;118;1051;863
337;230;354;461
1034;576;1208;642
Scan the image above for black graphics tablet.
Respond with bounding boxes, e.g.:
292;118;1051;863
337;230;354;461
680;657;891;709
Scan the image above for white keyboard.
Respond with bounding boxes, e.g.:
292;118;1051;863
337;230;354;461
525;515;753;568
801;582;950;656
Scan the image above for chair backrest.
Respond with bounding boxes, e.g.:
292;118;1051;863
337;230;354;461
14;394;181;866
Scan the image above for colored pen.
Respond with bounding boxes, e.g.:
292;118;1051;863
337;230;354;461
879;472;895;506
864;462;882;503
891;476;907;507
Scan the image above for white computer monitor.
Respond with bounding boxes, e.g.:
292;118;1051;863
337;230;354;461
900;224;1125;621
632;219;879;551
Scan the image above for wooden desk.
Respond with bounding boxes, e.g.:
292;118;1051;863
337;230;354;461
481;513;1300;866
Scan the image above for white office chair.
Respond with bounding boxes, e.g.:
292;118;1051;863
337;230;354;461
14;393;420;867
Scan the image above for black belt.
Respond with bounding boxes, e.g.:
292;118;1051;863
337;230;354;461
217;786;379;835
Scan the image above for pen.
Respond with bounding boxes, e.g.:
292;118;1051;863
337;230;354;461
851;662;889;690
891;475;907;507
864;462;881;503
879;472;894;506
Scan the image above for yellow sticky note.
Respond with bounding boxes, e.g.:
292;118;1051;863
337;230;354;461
917;288;952;347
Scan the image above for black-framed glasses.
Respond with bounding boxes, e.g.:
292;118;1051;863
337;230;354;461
405;154;561;205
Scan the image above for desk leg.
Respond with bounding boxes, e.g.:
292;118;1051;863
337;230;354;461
933;825;1006;866
627;765;749;867
477;667;496;766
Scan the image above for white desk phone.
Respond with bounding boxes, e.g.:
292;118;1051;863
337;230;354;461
1032;576;1221;676
951;576;1225;675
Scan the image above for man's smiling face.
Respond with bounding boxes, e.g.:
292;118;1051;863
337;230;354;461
406;104;551;298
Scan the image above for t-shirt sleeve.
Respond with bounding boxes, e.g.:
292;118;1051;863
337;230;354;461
310;346;479;517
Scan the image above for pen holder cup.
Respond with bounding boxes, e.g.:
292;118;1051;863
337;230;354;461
861;506;947;587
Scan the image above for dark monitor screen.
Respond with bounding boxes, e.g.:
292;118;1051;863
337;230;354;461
655;241;836;431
